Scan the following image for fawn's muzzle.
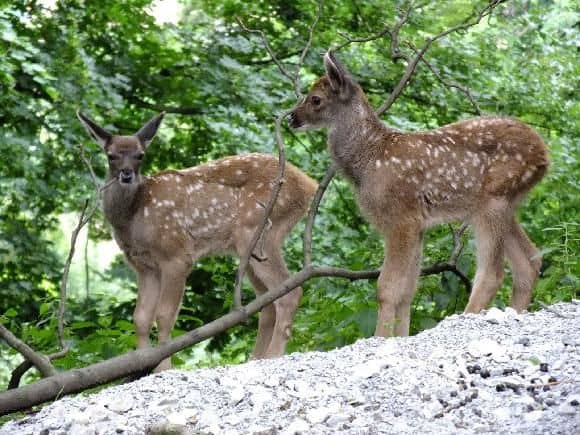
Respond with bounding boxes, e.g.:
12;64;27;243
119;168;135;184
288;111;302;129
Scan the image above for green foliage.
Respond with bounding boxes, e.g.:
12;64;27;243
0;0;577;392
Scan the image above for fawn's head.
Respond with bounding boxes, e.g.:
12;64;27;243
77;111;164;185
289;51;364;131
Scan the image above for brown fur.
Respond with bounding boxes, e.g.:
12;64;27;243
78;111;317;370
290;52;549;336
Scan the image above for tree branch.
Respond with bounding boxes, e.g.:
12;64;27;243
0;325;56;380
57;199;93;350
232;110;289;310
409;45;482;115
303;163;337;267
8;349;68;390
376;0;502;115
334;0;413;55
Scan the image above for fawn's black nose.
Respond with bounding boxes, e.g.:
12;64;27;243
119;168;134;184
288;111;302;129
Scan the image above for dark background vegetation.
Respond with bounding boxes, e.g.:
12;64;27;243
1;0;578;388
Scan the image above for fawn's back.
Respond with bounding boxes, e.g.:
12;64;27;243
357;115;550;229
121;153;316;269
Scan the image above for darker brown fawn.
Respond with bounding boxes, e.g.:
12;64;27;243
289;52;549;336
77;111;317;370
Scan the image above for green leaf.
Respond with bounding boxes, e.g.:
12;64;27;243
3;308;18;318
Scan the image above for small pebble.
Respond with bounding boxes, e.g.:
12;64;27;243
558;404;577;416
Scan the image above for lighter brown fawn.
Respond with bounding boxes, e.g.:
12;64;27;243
77;111;317;370
289;52;549;337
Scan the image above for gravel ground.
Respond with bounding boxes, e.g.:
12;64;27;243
1;302;579;435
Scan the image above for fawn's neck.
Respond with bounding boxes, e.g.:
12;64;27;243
102;176;142;231
327;101;395;185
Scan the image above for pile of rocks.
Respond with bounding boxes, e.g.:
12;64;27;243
1;302;578;434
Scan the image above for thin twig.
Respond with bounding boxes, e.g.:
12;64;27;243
80;144;100;190
376;0;502;116
303;163;337;267
334;0;413;55
58;199;98;349
232;110;291;310
408;44;482;115
56;144;104;349
298;0;323;73
237;18;298;94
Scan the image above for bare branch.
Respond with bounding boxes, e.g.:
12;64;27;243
237;18;297;93
298;0;324;71
57;198;99;350
334;0;413;56
80;144;100;191
376;0;503;115
232;110;290;310
303;163;337;267
55;144;104;349
450;222;469;264
8;349;68;390
409;44;482;115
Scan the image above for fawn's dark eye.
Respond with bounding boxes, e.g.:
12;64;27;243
107;154;119;161
135;153;144;161
311;95;321;106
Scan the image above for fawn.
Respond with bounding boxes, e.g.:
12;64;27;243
289;52;549;336
77;111;317;370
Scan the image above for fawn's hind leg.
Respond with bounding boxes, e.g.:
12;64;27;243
465;199;510;313
504;217;541;311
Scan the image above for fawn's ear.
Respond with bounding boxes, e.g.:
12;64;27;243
323;51;351;93
136;112;165;149
77;111;112;149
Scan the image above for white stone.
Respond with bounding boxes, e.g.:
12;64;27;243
350;359;388;380
515;395;536;407
282;418;310;435
484;307;506;324
467;338;506;358
326;413;351;427
198;408;220;428
524;410;544;422
557;404;576;415
493;407;512;421
230;386;245;404
285;379;314;397
166;410;189;426
306;407;333;424
249;388;272;408
264;375;281;387
106;396;134;413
